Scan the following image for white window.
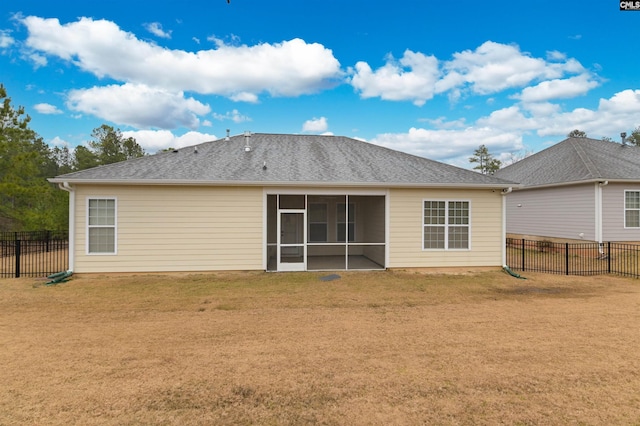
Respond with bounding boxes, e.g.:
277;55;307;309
87;198;117;254
625;191;640;228
337;203;355;242
423;200;469;250
308;203;328;242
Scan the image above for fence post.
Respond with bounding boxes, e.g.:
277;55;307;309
521;239;525;271
607;242;611;274
565;243;569;275
15;239;21;278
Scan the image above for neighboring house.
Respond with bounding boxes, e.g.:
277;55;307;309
50;133;515;273
494;136;640;243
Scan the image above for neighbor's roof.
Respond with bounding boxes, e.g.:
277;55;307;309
494;137;640;188
51;133;515;188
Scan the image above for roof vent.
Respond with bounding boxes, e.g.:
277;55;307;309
194;146;198;154
244;131;252;152
225;129;230;141
621;132;627;146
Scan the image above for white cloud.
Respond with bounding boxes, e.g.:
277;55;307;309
21;16;342;100
0;30;14;48
598;89;640;114
121;129;218;152
539;90;640;138
144;22;171;39
476;106;537;132
418;116;467;129
514;90;640;139
351;41;594;106
212;109;251;123
67;83;211;129
49;136;70;147
230;92;259;103
546;50;566;61
34;103;63;114
521;102;561;117
302;116;328;133
27;52;47;67
371;127;523;168
373;89;640;168
350;50;439;106
439;41;577;95
516;74;599;103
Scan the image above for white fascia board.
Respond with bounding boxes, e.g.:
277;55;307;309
49;178;517;190
512;178;638;191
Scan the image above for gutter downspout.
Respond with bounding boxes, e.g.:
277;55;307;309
501;187;513;267
596;181;608;254
57;182;75;272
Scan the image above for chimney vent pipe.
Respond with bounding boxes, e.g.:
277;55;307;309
244;131;252;152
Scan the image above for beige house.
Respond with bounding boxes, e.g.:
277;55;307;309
51;133;515;273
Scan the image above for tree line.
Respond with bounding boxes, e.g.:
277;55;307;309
0;85;145;232
3;83;640;230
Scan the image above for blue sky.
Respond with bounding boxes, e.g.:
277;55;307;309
1;0;639;168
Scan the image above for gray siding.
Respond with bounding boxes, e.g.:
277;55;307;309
505;184;595;240
602;183;640;242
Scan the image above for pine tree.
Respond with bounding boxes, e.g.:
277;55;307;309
73;124;145;171
469;144;501;175
0;84;68;231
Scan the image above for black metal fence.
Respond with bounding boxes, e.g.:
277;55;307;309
3;233;638;279
506;238;640;278
0;231;69;278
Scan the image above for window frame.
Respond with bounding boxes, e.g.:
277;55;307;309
624;190;640;229
422;199;471;251
86;197;118;255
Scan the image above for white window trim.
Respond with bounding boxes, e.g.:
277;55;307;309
422;199;471;251
624;190;640;229
86;196;118;255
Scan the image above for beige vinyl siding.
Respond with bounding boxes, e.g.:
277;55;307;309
505;184;595;240
73;185;263;273
602;183;640;241
388;188;503;268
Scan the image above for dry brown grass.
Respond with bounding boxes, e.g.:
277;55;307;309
1;270;640;425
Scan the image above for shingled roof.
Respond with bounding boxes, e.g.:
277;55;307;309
51;133;515;187
494;137;640;188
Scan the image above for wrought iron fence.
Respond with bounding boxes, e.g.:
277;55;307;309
506;238;640;278
0;231;69;278
3;233;638;279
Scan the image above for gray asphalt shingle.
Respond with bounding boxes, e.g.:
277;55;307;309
52;133;515;186
494;137;640;187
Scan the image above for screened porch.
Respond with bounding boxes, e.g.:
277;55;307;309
266;194;386;271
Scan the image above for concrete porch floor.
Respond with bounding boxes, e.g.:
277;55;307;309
267;255;384;271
